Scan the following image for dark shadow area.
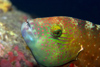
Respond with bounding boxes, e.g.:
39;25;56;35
10;0;100;24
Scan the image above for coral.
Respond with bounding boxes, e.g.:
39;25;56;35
0;59;13;67
0;44;5;57
0;0;12;13
0;45;34;67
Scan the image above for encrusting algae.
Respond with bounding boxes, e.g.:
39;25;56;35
0;0;12;13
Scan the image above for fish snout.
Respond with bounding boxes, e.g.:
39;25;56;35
21;22;38;47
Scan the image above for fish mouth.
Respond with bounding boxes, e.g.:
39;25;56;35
21;21;38;45
26;20;31;28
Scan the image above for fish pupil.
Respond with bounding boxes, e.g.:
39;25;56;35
55;30;60;34
53;30;62;37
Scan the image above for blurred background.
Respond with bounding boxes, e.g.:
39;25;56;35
10;0;100;24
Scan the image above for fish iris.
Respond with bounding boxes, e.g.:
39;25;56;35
50;25;62;37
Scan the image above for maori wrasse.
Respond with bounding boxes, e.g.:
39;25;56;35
21;16;100;67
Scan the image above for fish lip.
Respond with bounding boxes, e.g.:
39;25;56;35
26;20;31;28
21;22;31;30
21;21;38;39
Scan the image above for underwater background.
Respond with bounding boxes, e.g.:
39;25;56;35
0;0;100;67
10;0;100;24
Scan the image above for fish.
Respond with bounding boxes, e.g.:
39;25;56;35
21;16;100;67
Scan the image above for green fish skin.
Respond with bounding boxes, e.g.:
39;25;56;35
21;16;100;67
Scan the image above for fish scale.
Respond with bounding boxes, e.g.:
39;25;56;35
21;16;100;67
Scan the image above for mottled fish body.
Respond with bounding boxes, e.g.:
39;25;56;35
21;16;100;67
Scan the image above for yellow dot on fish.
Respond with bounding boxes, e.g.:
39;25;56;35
80;36;82;38
97;56;99;58
92;54;94;56
94;36;96;38
84;60;86;62
94;44;96;47
95;56;99;60
87;45;89;47
87;51;89;53
86;65;88;67
83;40;85;42
98;48;100;50
79;43;80;45
88;63;90;65
96;58;98;60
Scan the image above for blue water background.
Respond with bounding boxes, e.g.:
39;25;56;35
10;0;100;24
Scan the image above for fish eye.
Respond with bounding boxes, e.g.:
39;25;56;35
50;25;62;37
53;29;62;37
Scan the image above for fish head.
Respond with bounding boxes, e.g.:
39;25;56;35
21;16;83;66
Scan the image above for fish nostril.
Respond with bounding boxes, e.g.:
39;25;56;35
26;20;31;28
